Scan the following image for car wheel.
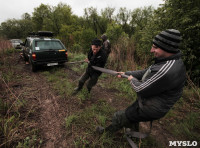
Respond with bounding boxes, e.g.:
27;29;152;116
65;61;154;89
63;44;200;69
31;63;37;72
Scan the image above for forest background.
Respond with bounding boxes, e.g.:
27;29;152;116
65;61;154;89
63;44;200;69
0;0;200;84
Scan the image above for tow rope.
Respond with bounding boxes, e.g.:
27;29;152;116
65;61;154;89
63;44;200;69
125;121;153;148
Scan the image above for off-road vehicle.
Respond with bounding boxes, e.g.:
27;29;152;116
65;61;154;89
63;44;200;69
21;31;68;72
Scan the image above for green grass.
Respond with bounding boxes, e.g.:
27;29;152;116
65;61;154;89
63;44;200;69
64;101;122;147
163;86;200;142
77;88;91;103
68;52;87;62
169;112;200;141
42;68;75;98
107;77;137;101
65;102;114;130
16;130;43;148
0;50;42;147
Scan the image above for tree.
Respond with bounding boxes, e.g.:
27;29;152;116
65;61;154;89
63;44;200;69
130;6;154;31
101;7;115;23
99;7;115;33
51;3;73;34
80;28;96;53
83;7;99;35
32;4;51;31
153;0;200;83
0;19;23;39
115;7;131;35
21;13;32;20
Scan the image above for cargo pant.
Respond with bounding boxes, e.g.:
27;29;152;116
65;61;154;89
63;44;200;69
105;110;139;133
78;71;99;92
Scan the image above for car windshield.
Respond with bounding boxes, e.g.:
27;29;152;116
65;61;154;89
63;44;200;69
35;40;64;50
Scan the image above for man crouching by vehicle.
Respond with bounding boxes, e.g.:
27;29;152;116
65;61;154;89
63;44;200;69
73;38;107;95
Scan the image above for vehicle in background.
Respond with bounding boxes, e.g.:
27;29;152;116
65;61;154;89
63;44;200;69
10;39;23;49
21;31;68;72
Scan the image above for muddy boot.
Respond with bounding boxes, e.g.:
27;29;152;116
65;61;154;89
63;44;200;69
72;87;81;95
96;125;116;135
96;126;105;134
87;87;91;93
105;124;119;133
72;82;83;95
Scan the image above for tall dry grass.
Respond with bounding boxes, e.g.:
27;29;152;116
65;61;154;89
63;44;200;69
0;38;12;53
107;36;138;72
0;38;13;65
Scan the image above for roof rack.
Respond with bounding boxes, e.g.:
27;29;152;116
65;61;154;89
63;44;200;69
38;31;54;37
28;31;54;38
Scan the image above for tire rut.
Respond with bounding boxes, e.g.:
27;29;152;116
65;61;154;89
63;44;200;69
20;62;69;148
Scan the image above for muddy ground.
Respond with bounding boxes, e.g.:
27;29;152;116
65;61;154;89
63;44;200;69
0;52;181;148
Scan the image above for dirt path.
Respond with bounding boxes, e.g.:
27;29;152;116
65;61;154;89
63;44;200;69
3;52;176;148
10;57;70;147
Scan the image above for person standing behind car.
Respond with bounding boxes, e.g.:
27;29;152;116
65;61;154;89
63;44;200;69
73;38;107;94
101;34;111;57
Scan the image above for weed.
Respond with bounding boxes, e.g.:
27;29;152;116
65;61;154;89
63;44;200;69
65;102;114;129
108;77;137;101
170;112;200;141
139;136;163;148
63;101;132;147
42;68;74;98
74;136;89;147
16;135;43;148
1;68;15;82
65;115;78;128
77;88;91;103
68;52;86;62
0;115;22;147
71;63;87;74
97;115;107;126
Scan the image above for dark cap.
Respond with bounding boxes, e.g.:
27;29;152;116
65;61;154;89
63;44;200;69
153;29;182;53
101;34;107;41
91;38;102;46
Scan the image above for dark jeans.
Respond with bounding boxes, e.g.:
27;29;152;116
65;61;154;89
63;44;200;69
78;71;99;92
106;110;139;133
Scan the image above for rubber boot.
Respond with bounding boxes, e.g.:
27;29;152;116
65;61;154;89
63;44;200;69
105;124;121;133
72;82;84;95
96;126;105;134
96;125;118;135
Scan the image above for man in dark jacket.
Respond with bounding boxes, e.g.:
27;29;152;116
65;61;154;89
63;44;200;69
97;29;186;133
73;38;107;94
101;34;111;56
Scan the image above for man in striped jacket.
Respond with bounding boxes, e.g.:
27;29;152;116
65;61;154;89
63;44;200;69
96;29;186;134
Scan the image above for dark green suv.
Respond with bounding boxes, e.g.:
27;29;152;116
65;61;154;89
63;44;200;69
22;31;68;72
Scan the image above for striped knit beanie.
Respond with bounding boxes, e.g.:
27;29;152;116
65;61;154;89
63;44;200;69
153;29;182;53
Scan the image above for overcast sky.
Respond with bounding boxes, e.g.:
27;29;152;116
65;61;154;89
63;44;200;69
0;0;164;24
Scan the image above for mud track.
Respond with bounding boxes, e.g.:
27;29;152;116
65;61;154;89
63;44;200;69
2;52;176;147
16;61;70;147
